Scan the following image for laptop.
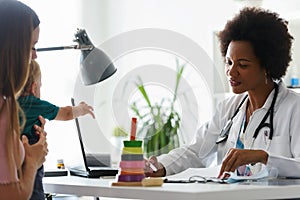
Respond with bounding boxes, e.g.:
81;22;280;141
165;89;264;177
69;98;118;178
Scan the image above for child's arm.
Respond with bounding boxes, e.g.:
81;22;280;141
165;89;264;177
54;101;95;121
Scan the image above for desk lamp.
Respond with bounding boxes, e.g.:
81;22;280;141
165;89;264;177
37;29;117;85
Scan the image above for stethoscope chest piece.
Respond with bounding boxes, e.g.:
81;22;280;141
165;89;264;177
216;120;233;144
216;135;228;144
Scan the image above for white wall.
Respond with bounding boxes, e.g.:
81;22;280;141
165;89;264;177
76;0;238;164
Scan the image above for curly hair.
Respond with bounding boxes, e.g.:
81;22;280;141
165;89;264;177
218;7;293;80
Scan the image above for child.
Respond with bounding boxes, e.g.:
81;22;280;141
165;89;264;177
18;60;95;199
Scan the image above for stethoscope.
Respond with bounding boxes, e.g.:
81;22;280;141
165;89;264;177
216;83;279;144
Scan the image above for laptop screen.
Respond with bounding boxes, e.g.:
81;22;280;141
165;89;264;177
71;97;90;171
71;98;116;174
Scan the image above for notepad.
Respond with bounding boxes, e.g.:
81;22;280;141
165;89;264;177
165;164;269;184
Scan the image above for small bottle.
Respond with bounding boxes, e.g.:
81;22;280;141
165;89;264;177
291;76;299;87
290;65;299;88
57;159;65;169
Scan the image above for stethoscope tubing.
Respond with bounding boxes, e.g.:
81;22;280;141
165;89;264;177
252;83;278;141
216;83;279;144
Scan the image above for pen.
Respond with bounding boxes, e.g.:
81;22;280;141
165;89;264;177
149;163;158;172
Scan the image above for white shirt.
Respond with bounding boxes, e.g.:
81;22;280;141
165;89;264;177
159;82;300;177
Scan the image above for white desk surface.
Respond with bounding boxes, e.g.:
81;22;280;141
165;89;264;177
43;175;300;200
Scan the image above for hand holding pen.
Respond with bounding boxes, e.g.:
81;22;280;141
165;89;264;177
144;156;166;177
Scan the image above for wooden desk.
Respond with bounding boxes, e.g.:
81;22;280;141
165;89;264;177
43;175;300;200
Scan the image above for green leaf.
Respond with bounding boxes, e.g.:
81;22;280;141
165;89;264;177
136;76;152;108
112;126;128;137
173;59;186;103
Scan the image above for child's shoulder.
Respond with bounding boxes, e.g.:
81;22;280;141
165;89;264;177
18;95;38;102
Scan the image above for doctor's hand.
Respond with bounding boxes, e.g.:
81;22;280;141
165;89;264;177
218;148;268;178
144;156;166;177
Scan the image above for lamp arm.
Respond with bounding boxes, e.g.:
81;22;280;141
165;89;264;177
37;44;93;52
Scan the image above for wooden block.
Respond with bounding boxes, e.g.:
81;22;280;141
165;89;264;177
141;177;164;187
111;181;142;186
112;178;164;187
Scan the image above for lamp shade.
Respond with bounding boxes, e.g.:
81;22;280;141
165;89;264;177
80;47;117;85
36;28;117;85
75;29;117;85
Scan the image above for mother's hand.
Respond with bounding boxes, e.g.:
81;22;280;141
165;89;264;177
23;115;48;169
22;132;48;169
34;115;47;136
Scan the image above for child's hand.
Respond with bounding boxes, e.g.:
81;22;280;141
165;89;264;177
78;102;95;118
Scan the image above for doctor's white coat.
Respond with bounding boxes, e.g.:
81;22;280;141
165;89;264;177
158;82;300;178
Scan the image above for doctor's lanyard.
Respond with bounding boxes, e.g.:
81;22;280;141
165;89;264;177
216;83;279;145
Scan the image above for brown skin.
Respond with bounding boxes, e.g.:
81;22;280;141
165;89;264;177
218;149;268;178
144;156;166;177
218;40;271;178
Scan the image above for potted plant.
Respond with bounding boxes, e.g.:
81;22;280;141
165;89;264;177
131;59;186;157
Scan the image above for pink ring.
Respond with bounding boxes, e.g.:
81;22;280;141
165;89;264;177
119;160;145;168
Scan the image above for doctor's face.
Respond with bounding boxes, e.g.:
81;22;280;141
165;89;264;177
225;41;266;94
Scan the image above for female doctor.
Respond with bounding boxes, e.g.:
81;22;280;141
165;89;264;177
145;7;300;178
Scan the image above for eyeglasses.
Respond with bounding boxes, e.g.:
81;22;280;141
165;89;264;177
189;175;226;184
163;176;226;184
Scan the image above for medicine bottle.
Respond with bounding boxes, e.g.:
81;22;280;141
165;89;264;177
290;65;299;87
57;159;65;169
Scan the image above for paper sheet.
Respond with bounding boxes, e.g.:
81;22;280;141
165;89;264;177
166;165;221;180
226;164;269;183
165;164;269;183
